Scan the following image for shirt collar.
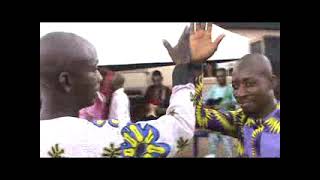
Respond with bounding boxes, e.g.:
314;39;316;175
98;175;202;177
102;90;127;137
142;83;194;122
247;100;280;125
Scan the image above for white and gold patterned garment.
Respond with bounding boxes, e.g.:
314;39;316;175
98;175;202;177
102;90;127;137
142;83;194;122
40;83;195;158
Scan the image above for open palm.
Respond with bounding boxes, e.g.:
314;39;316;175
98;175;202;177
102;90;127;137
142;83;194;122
163;23;225;64
190;23;225;62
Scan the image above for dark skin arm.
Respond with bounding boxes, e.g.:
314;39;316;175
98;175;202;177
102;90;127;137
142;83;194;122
164;23;240;138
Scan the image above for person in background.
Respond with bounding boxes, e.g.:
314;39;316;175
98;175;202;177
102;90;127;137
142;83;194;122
79;68;114;121
204;68;238;157
108;73;131;127
204;68;237;111
145;70;171;116
204;62;216;77
228;68;233;77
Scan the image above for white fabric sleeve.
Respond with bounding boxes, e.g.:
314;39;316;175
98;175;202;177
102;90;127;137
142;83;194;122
120;83;195;157
109;94;131;128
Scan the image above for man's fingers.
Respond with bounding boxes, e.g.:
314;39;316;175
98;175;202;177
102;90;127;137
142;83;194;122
163;39;173;52
179;26;190;41
200;23;206;30
184;26;191;39
212;34;226;49
207;22;213;32
176;26;190;50
190;22;195;34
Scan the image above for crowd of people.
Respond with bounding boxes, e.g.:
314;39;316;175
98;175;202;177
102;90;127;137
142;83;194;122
40;22;280;158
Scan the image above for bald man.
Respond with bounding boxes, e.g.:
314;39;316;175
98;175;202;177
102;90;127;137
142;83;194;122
195;53;280;157
40;23;225;157
108;73;131;127
40;32;124;157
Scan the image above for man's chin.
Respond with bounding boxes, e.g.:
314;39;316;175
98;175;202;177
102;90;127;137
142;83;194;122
240;105;255;115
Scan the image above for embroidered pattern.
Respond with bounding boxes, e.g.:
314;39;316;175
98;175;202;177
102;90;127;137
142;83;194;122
91;120;107;127
251;125;265;157
108;119;120;128
264;117;280;134
102;143;121;158
177;137;189;152
48;144;64;158
168;109;178;116
121;123;170;158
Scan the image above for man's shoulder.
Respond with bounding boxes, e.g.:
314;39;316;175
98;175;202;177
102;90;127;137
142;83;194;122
40;117;90;133
40;117;87;125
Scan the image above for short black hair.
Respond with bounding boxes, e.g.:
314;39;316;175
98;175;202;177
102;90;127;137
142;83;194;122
152;70;162;77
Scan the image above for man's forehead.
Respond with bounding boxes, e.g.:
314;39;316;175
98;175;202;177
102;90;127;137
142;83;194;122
232;68;262;80
70;58;98;68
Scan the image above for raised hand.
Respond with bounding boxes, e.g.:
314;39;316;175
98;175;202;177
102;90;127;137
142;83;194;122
163;22;225;64
190;23;225;63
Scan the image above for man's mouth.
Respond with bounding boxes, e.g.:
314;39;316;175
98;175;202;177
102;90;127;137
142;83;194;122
239;101;252;108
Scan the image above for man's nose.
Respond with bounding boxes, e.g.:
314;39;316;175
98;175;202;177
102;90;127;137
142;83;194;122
235;85;248;98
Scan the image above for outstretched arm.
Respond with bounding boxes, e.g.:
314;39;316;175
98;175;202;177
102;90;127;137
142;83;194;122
193;74;240;138
120;23;227;157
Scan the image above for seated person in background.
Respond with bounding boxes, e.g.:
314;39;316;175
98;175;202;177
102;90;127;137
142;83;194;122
145;70;172;116
204;68;237;111
108;73;131;127
79;69;114;121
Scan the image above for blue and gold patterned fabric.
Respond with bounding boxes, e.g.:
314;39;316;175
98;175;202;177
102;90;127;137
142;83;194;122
193;74;280;157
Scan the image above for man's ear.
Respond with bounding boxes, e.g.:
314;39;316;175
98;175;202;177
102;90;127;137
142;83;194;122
58;72;72;93
271;74;278;90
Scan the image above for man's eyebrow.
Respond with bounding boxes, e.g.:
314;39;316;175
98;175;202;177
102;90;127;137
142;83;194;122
242;77;256;81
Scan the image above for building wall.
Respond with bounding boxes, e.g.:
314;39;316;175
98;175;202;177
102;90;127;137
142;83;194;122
229;29;280;42
120;65;175;95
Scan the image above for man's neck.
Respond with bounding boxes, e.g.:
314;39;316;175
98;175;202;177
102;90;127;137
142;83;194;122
40;100;80;120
